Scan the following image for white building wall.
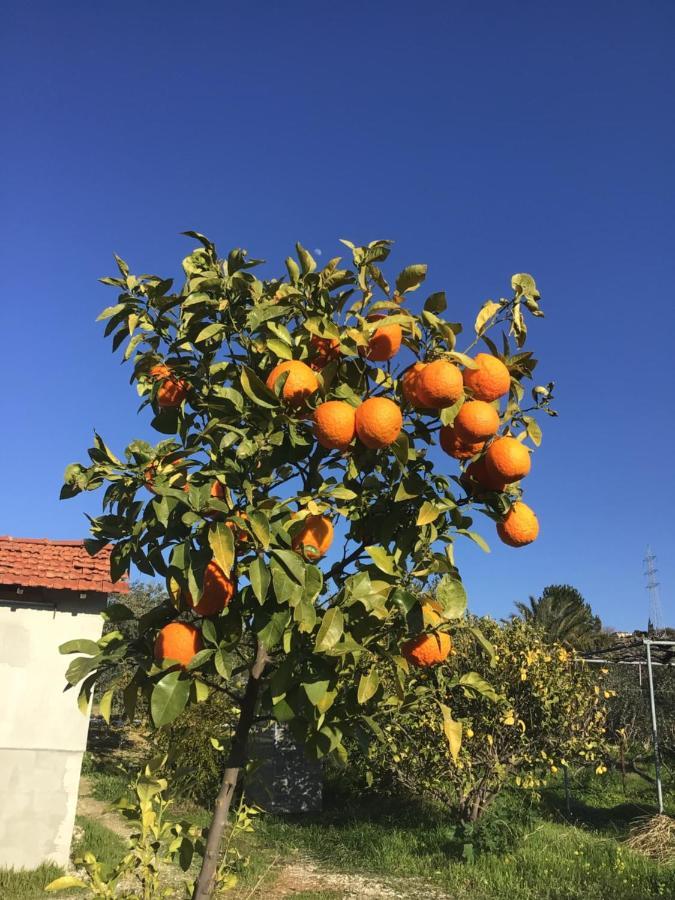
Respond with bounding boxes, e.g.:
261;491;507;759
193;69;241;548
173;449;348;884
0;590;106;869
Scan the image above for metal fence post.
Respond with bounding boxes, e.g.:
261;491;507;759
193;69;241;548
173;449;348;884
644;640;664;815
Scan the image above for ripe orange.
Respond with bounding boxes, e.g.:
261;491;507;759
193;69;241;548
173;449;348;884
401;632;453;668
310;335;340;371
401;362;427;408
292;514;334;560
186;560;236;616
485;436;531;483
154;622;203;667
415;359;463;409
313;401;356;450
439;424;485;460
497;501;539;547
463;353;511;402
210;480;225;501
149;364;172;381
465;456;508;493
355;397;403;449
266;360;319;405
454;400;500;443
364;315;402;362
148;365;188;408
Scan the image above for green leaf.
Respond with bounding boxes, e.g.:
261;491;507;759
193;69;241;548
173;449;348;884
96;303;127;322
270;549;306;585
151;671;190;727
249;510;270;548
315;607;344;652
195;323;225;344
249;557;271;604
102;603;134;622
424;291;447;313
266;338;294;360
302;564;323;603
186;649;215;671
391;431;410;467
303;680;330;706
458;672;500;702
208;522;235;577
46;875;88;891
458;530;491;553
436;575;467;619
60;638;100;656
526;418;542;447
469;625;496;663
286;256;301;282
240;366;279;408
439;395;465;426
256;609;291;649
271;560;304;607
99;689;114;724
416;501;440;526
365;546;396;575
214;648;233;679
390;586;417;615
474;300;501;335
66;655;98;686
357;668;380;704
449;351;478;369
294;599;317;633
296;242;317;274
395;264;427;294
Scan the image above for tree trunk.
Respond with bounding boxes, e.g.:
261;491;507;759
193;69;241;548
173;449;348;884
192;640;268;900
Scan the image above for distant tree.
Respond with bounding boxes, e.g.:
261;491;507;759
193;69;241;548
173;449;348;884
512;584;603;650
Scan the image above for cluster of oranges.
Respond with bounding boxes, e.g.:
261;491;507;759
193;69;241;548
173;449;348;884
149;314;540;671
264;332;539;552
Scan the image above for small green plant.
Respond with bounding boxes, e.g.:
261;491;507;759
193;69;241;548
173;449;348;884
46;756;258;897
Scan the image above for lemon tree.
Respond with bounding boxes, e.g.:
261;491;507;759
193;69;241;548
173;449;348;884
61;233;554;896
358;617;611;822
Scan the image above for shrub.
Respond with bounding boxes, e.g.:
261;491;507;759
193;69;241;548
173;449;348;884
155;689;237;808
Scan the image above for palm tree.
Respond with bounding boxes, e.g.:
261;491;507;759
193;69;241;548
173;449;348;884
511;584;603;650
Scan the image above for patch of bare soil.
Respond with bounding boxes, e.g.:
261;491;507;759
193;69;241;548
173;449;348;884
75;775;133;841
241;852;452;899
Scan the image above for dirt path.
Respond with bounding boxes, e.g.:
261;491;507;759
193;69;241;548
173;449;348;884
75;775;134;841
75;781;450;899
240;851;452;899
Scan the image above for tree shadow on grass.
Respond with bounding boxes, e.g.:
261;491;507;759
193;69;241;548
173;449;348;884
539;787;659;838
263;791;465;867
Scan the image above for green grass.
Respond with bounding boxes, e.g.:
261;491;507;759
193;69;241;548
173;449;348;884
72;815;128;870
0;862;64;899
0;818;126;898
89;769;131;803
256;781;675;900
4;759;671;900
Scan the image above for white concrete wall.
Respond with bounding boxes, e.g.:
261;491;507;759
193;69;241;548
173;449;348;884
0;590;106;869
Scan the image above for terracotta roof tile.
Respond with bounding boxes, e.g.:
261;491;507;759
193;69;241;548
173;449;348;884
0;537;129;594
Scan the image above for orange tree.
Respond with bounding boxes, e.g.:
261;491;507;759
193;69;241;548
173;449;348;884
61;233;554;896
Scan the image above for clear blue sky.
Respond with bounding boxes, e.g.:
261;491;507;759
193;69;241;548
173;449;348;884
2;1;674;631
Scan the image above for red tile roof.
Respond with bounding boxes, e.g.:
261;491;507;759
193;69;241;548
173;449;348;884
0;537;129;594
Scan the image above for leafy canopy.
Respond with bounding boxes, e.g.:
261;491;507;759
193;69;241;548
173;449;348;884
60;232;552;762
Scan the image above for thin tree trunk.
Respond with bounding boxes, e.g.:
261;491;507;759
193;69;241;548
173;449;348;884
192;640;268;900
